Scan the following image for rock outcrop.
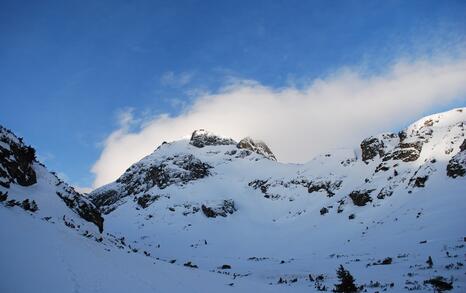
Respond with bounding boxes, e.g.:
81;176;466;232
361;137;385;161
237;137;276;160
0;126;37;188
201;200;236;218
447;139;466;178
0;125;104;232
190;129;236;148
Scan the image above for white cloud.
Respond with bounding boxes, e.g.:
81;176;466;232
91;57;466;188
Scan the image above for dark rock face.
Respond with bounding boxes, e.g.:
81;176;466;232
459;139;466;152
361;137;384;161
91;153;212;213
237;137;276;160
349;190;374;206
56;188;104;233
118;154;211;195
447;159;466;178
201;200;236;218
90;189;120;211
190;129;236;148
383;142;423;162
0;126;37;188
447;149;466;178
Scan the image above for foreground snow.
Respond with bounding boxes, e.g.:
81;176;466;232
0;208;282;293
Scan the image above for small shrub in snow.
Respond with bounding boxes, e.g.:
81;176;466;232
424;276;453;292
320;207;329;215
426;256;433;268
0;191;7;202
333;265;358;293
5;199;18;207
183;261;198;268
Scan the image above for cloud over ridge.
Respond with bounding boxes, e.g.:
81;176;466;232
91;57;466;188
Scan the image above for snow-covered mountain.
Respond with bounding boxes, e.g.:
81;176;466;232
1;108;465;292
0;125;103;233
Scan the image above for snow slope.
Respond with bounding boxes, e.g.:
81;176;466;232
0;208;282;293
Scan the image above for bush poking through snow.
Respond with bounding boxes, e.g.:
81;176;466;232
183;261;198;268
320;207;329;215
423;276;453;292
333;265;358;293
426;256;433;268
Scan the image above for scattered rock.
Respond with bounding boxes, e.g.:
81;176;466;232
320;207;329;215
183;261;198;268
349;190;374;206
136;194;160;209
201;200;236;218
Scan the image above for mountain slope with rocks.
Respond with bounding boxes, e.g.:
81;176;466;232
0;125;278;293
89;108;466;292
1;108;465;292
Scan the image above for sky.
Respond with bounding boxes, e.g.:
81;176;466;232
1;0;465;191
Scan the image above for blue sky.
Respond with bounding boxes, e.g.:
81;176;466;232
1;0;466;189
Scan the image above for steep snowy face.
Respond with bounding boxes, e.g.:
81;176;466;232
0;126;104;233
